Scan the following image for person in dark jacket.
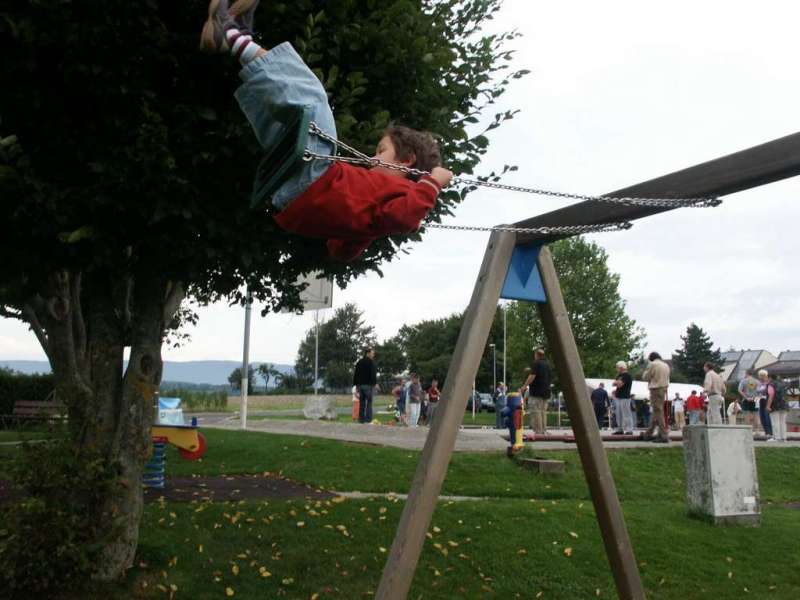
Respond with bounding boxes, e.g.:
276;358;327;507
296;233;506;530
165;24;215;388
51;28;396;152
353;347;377;423
591;383;609;429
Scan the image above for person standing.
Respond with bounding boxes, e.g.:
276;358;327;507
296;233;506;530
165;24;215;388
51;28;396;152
407;373;422;427
726;396;741;425
738;370;761;433
612;361;635;435
520;348;552;436
494;382;508;429
353;347;377;424
765;374;788;442
392;378;407;426
686;390;703;425
756;370;775;440
673;393;686;429
756;369;788;442
702;362;726;425
591;383;610;429
501;391;524;455
642;352;671;443
427;378;441;425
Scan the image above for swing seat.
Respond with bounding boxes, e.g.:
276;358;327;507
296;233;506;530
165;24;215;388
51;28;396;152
250;105;313;208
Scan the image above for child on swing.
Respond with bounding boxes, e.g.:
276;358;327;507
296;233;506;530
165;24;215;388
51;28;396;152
201;0;454;261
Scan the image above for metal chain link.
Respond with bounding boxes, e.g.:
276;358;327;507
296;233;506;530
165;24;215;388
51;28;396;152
307;122;723;209
426;222;634;235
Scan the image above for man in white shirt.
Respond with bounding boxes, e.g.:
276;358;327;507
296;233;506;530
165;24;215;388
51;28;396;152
703;362;726;425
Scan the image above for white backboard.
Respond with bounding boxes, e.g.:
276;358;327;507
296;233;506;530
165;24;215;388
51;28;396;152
296;271;333;311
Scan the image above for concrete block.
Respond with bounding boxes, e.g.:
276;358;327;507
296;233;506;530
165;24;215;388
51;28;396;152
303;396;338;421
519;457;565;475
683;425;760;526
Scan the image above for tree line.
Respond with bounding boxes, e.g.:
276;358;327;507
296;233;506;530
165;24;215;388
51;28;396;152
284;237;647;393
282;240;730;394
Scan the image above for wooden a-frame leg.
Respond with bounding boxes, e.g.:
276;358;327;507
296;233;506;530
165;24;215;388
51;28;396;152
536;246;645;599
375;230;517;600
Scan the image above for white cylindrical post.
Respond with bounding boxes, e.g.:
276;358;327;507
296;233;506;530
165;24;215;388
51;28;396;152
503;304;507;389
490;343;496;397
240;289;253;430
314;311;320;395
472;381;476;421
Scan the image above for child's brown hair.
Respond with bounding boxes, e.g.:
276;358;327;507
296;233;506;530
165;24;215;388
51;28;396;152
384;125;442;181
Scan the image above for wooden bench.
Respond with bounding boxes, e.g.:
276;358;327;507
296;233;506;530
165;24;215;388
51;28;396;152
6;398;64;426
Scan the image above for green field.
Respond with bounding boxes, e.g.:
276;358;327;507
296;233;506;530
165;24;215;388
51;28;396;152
3;428;799;599
127;430;800;599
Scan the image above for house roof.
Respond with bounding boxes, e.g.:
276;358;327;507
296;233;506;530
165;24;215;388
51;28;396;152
721;350;743;363
758;360;800;377
731;350;764;381
778;350;800;361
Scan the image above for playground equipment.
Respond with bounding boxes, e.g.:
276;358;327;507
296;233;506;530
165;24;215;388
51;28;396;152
144;397;208;489
248;102;800;600
371;132;800;600
503;391;525;455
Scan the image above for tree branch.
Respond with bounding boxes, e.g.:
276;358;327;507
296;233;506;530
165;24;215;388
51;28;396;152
71;271;88;372
163;281;185;324
21;301;52;362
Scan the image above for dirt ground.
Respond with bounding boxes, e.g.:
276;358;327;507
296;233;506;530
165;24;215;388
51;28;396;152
143;473;336;502
0;474;335;505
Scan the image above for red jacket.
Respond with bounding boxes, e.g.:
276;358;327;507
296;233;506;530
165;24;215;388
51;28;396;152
686;393;703;411
274;163;441;261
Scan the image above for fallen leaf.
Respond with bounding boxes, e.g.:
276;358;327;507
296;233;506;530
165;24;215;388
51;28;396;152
379;547;387;553
569;531;579;538
232;564;240;576
225;587;235;597
433;526;441;533
563;547;573;557
297;521;306;528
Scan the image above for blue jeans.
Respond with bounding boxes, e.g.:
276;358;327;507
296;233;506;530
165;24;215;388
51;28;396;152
358;385;374;423
502;396;522;444
494;397;507;428
759;398;773;436
234;42;337;210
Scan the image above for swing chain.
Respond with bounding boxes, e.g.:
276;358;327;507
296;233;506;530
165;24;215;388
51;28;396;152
425;221;634;235
306;122;723;209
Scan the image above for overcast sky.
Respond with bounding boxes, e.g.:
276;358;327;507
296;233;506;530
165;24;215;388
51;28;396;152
3;0;799;368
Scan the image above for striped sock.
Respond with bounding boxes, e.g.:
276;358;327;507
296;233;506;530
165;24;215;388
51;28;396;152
226;27;261;64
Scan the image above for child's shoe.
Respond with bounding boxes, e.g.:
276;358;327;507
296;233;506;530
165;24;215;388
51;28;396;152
200;0;230;52
229;0;260;33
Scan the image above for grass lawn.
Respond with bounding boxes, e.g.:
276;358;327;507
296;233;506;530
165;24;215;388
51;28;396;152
4;428;799;598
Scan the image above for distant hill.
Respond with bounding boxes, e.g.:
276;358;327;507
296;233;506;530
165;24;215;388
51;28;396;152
0;360;293;387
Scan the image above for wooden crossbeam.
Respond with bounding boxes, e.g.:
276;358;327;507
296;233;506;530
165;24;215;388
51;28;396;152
376;131;800;600
514;131;800;245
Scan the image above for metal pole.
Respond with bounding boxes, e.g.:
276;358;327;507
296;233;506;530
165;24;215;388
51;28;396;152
503;304;507;388
490;343;496;396
376;230;516;600
314;311;320;396
240;288;253;430
472;381;476;422
536;246;645;599
557;393;561;430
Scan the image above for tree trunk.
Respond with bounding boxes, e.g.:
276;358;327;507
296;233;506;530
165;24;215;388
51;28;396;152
31;268;181;581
